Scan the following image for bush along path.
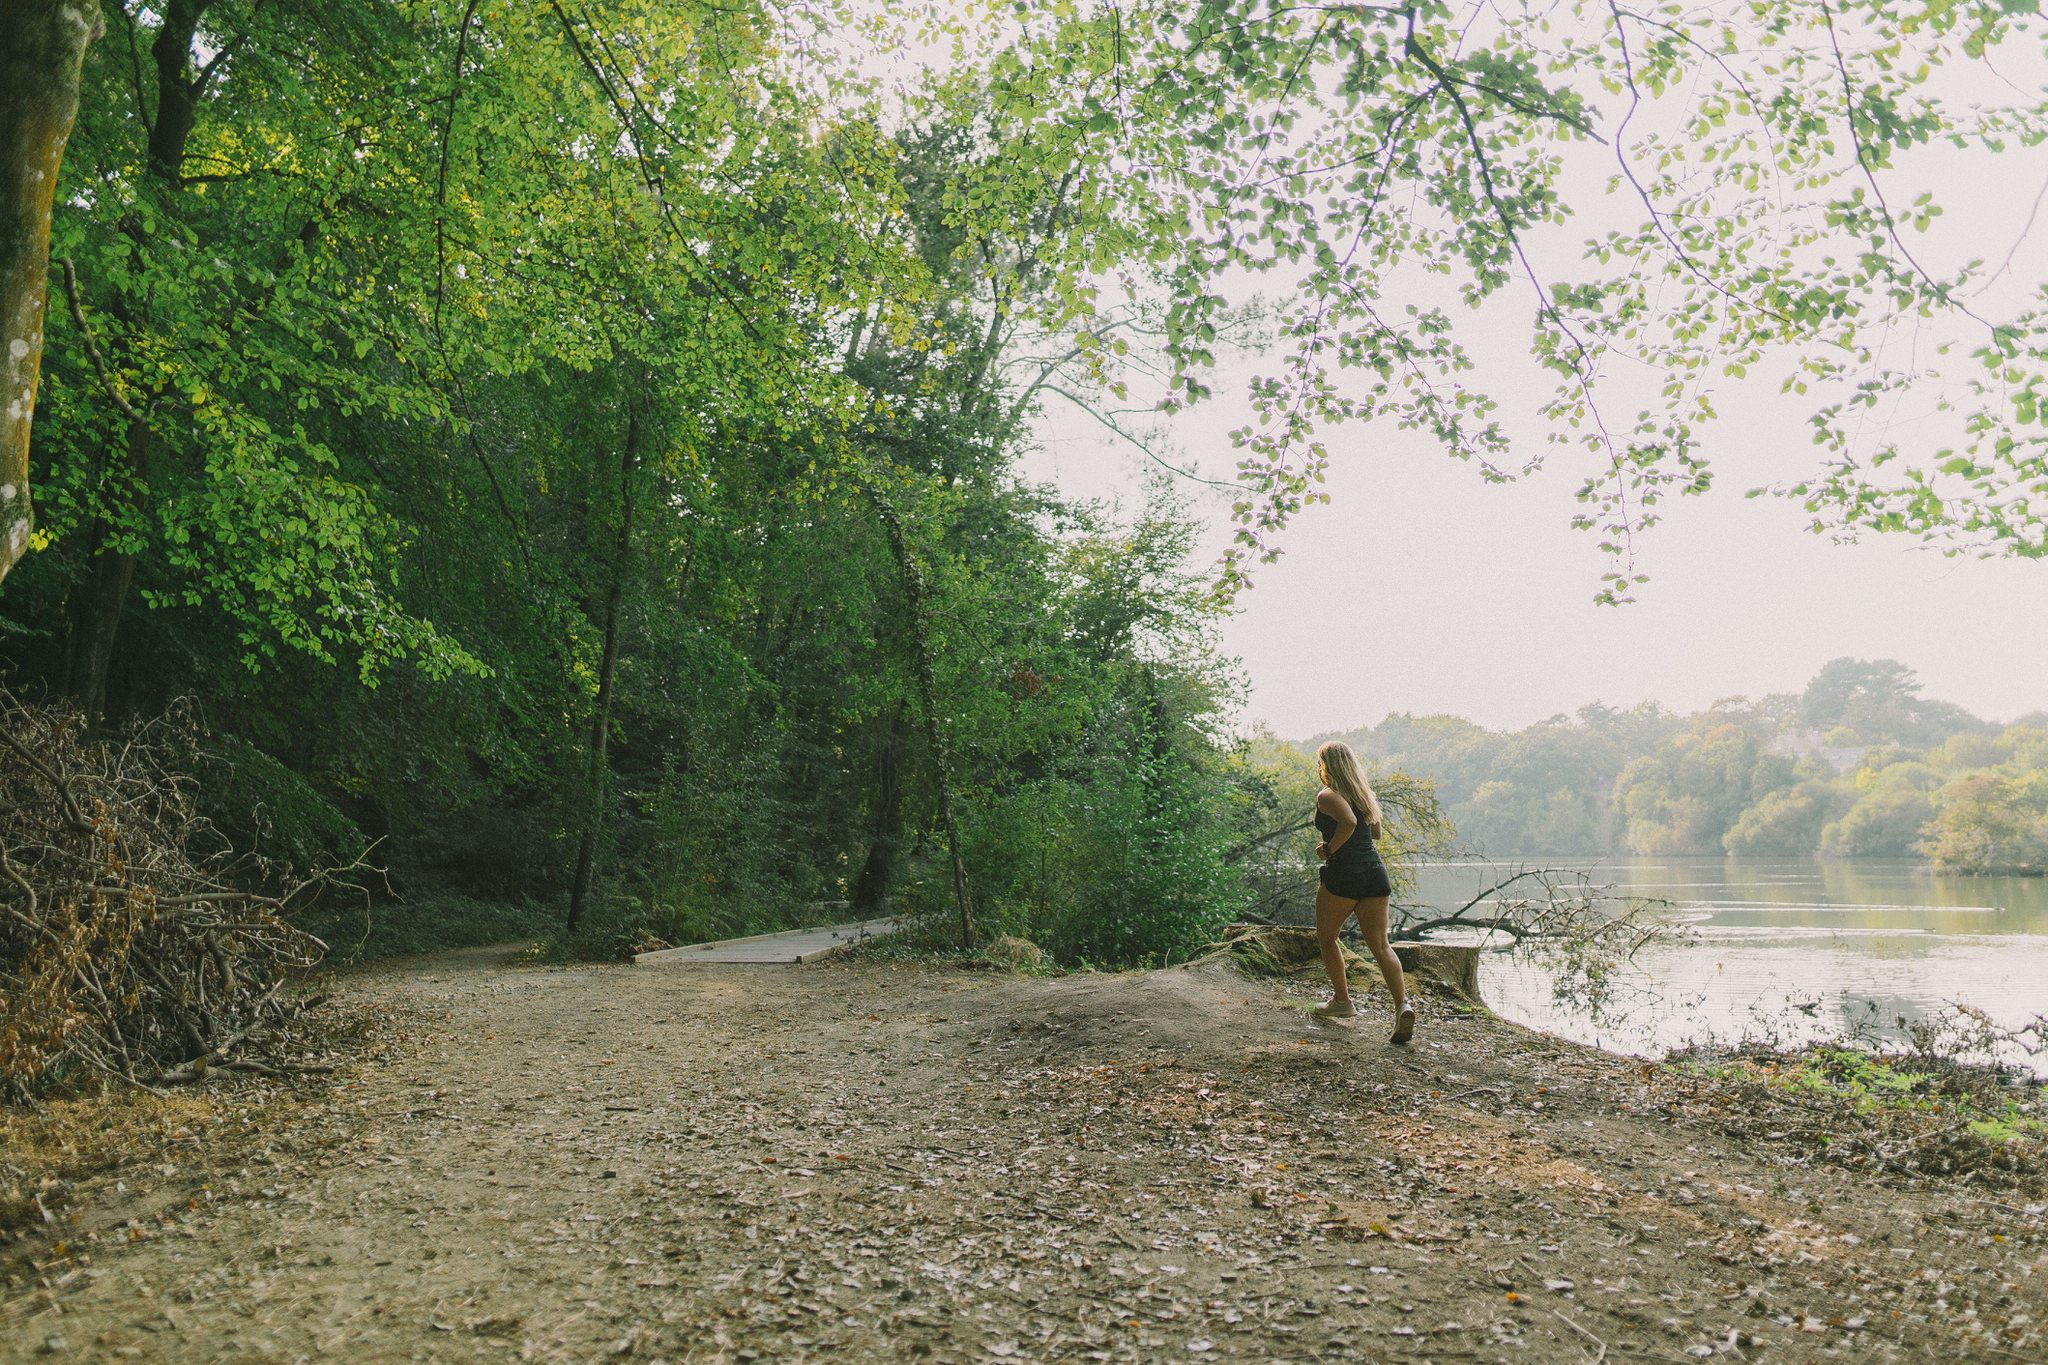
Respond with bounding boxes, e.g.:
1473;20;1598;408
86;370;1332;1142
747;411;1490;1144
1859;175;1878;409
1;946;2044;1364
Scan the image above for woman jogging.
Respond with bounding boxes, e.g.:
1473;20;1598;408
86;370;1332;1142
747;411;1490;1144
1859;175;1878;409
1310;740;1412;1042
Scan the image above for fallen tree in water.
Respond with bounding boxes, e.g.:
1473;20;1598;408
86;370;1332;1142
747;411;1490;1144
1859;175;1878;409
1390;865;1686;1023
0;692;336;1101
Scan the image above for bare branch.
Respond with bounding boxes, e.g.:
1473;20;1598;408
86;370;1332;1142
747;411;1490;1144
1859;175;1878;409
56;258;144;424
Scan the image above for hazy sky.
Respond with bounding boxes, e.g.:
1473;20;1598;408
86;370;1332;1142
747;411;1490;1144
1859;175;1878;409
1029;393;2047;738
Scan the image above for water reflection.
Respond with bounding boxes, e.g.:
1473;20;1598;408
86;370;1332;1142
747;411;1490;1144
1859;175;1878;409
1405;857;2048;1066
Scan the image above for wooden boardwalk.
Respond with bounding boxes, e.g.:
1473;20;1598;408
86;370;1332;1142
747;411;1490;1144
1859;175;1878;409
633;917;900;965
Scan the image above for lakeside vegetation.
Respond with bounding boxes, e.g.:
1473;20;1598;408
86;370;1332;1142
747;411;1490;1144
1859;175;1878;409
1323;658;2048;873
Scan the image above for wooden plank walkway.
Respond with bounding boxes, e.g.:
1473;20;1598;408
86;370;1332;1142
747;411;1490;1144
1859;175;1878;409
633;917;900;965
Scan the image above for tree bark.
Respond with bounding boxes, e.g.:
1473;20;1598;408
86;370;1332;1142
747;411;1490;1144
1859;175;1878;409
567;399;640;931
850;704;910;915
868;482;973;950
147;1;215;183
64;415;149;727
0;0;105;588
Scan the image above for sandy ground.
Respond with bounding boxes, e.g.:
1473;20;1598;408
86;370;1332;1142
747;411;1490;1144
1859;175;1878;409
2;949;2043;1365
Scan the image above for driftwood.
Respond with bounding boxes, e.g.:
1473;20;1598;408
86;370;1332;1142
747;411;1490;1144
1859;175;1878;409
0;691;338;1099
1390;865;1665;944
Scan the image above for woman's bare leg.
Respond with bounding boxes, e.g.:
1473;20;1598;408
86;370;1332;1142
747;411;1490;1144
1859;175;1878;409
1353;895;1406;1018
1314;885;1363;1013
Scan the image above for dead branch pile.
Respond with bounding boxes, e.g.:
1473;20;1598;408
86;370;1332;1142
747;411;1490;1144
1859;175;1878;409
0;692;329;1100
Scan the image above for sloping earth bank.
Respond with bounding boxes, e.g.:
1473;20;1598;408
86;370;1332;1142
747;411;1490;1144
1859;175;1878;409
2;950;2043;1364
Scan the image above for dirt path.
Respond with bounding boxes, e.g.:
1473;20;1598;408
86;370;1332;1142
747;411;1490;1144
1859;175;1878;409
2;951;2042;1364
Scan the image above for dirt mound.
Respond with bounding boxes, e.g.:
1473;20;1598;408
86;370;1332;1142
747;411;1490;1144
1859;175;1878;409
910;954;1435;1071
1193;924;1482;1002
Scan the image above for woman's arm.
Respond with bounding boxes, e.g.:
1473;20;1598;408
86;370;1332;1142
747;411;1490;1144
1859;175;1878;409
1316;788;1358;855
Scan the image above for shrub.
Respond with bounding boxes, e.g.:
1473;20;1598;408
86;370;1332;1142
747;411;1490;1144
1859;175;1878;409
1818;786;1937;858
1918;773;2048;873
197;734;367;881
1723;781;1847;856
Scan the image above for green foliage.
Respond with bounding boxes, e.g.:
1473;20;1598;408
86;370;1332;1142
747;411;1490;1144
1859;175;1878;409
22;0;2048;986
7;6;1393;970
1818;785;1939;859
966;746;1237;968
1919;768;2048;873
296;894;556;965
1723;781;1850;858
1694;1045;2042;1146
1328;704;1677;857
1223;728;1453;923
1800;659;1989;748
1322;659;2048;869
194;733;366;877
1616;725;1798;855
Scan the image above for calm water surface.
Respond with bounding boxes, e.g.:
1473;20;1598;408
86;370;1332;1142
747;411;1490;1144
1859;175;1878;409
1405;857;2048;1065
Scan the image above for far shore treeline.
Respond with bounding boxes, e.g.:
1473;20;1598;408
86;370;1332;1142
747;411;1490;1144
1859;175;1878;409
1322;658;2048;874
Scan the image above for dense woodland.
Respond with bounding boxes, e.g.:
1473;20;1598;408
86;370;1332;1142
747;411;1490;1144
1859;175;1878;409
7;0;2048;977
1326;658;2048;871
0;4;1263;962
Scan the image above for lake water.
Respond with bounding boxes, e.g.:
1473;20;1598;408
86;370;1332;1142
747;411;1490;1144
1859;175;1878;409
1404;857;2048;1067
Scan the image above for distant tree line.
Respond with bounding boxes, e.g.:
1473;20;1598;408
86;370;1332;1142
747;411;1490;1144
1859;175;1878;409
1317;659;2048;875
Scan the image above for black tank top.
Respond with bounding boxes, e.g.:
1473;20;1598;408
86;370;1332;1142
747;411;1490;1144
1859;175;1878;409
1314;801;1381;868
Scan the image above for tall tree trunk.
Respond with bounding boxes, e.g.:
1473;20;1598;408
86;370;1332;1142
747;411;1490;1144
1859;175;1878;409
64;416;149;730
567;399;640;931
0;0;105;588
868;482;973;950
850;704;910;916
61;2;215;727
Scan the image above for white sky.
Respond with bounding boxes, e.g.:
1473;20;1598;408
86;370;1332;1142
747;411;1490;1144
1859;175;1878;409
1031;404;2048;736
835;3;2048;738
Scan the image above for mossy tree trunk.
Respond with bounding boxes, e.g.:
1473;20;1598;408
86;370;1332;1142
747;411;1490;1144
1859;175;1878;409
0;0;104;588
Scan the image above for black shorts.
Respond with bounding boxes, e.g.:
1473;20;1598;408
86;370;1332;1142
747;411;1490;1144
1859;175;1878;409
1320;858;1392;901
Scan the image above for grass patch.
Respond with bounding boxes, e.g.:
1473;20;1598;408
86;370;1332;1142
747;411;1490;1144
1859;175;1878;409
1664;1040;2046;1191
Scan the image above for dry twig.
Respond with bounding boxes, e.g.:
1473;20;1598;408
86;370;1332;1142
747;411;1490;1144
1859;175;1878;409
0;691;336;1100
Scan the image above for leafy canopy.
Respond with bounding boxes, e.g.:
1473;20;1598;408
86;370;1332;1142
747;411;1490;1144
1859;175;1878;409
951;0;2048;598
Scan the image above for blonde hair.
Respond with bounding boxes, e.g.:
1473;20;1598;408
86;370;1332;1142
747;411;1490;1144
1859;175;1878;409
1316;740;1384;830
